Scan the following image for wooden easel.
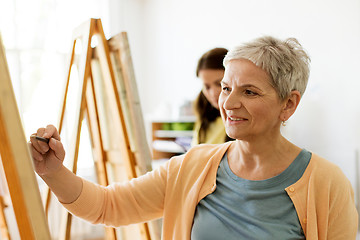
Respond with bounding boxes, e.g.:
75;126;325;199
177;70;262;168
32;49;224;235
0;34;51;239
94;31;161;240
0;159;10;240
106;32;153;179
44;18;155;240
0;195;10;240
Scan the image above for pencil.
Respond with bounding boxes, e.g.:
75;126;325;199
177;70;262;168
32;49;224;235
34;136;50;143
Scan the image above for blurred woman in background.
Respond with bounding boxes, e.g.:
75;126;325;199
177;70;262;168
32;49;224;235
192;47;232;145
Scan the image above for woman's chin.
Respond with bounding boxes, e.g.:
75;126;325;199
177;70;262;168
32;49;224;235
212;103;219;109
225;131;240;140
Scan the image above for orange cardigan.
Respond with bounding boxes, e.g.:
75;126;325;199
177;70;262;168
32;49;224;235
63;142;358;239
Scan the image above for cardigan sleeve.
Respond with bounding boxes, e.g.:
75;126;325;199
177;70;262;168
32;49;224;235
61;160;170;227
326;168;358;239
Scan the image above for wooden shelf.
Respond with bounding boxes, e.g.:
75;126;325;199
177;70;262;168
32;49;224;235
151;116;196;123
151;119;195;160
154;130;194;138
152;140;186;153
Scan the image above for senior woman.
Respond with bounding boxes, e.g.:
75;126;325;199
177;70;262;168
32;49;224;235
29;36;357;239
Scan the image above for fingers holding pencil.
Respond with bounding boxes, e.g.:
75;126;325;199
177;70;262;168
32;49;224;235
29;125;65;176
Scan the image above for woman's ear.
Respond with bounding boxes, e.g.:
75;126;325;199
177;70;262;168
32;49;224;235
280;90;301;121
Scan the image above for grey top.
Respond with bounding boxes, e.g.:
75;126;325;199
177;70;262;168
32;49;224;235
191;149;311;240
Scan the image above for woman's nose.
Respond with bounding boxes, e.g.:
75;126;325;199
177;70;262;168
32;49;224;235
223;92;241;110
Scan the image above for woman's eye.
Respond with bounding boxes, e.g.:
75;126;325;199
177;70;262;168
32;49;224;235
245;89;257;96
222;87;230;92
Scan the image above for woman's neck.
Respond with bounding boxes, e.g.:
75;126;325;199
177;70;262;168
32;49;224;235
227;135;301;180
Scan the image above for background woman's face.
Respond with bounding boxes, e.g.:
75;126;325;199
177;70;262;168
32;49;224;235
199;69;225;109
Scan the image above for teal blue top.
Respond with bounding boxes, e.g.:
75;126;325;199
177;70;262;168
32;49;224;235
191;149;311;239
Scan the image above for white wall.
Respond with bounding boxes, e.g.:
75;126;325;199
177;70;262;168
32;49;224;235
109;0;360;187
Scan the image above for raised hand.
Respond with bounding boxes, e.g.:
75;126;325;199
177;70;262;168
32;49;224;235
29;124;65;176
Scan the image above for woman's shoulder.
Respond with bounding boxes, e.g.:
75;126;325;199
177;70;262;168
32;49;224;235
310;154;345;176
189;141;230;152
305;153;352;190
186;142;232;161
166;142;232;172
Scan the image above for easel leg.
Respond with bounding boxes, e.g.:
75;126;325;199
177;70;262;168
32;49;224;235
0;196;10;240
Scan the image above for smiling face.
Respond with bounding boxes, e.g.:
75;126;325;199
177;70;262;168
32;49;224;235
199;69;225;109
219;59;286;141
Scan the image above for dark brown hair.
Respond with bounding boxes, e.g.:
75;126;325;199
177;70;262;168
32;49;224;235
194;48;232;143
196;48;228;77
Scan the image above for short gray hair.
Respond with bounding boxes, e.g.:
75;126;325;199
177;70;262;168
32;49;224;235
223;36;310;100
